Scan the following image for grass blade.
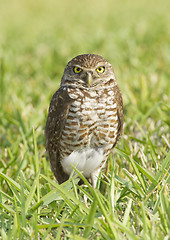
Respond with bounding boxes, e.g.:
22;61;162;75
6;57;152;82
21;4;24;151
83;199;97;238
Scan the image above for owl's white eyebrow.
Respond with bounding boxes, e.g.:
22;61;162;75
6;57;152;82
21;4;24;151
73;65;83;68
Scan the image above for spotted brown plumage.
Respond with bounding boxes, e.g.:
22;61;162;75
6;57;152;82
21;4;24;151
45;54;123;187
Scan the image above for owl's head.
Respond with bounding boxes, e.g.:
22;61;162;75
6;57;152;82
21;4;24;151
61;54;116;88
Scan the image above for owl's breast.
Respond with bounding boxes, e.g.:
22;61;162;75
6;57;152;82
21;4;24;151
87;88;119;155
58;88;91;159
58;87;119;160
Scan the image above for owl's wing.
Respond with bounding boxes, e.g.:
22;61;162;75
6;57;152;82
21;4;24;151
45;87;72;183
113;85;124;143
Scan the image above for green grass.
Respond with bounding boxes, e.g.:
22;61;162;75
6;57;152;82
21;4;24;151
0;0;170;239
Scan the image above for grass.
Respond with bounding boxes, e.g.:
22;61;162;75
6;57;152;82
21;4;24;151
0;0;170;239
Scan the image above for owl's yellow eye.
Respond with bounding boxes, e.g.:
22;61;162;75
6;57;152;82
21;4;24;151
96;66;105;73
73;67;82;73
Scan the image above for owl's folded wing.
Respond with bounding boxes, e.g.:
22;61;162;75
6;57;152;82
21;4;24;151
45;87;72;183
45;88;72;149
113;85;124;143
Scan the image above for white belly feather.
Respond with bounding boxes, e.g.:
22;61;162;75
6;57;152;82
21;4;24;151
61;148;104;178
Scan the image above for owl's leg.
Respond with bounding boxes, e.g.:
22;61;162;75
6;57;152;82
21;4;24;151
91;168;101;188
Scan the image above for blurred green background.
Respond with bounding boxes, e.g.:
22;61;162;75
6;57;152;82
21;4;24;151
1;0;170;97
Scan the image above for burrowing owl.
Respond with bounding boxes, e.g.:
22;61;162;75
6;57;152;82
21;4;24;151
45;54;123;188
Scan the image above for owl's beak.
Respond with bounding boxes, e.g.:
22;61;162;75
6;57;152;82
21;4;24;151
85;72;93;86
